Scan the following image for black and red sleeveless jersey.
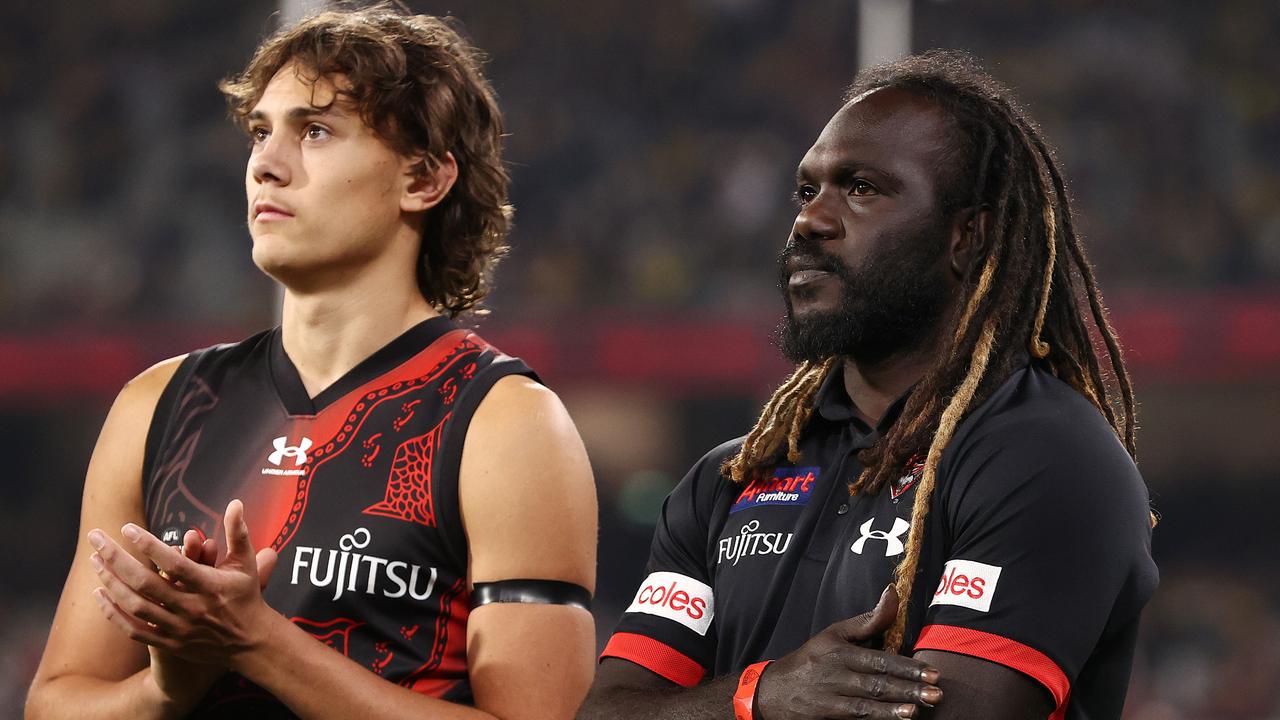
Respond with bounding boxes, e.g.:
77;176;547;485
142;316;534;716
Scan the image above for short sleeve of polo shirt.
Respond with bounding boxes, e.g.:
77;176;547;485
914;405;1156;716
599;445;734;687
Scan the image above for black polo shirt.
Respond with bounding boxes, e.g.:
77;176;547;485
602;363;1157;720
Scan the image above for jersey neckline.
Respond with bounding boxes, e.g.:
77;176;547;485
267;315;457;416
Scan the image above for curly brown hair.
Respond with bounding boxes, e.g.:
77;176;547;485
220;4;512;317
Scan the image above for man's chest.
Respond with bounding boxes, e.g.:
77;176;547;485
706;456;929;658
144;370;462;563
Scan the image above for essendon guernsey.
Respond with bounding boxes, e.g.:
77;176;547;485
142;317;533;716
603;364;1158;720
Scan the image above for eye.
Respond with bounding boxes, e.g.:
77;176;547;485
793;184;817;206
850;179;878;196
248;126;269;146
304;123;331;141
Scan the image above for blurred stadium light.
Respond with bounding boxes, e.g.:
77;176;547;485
281;0;331;25
858;0;912;69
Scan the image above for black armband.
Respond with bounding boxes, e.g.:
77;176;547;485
470;579;592;611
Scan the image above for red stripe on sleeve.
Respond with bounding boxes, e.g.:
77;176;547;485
600;632;706;688
914;624;1070;717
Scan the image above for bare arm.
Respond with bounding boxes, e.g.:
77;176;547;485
459;375;598;720
24;356;218;720
578;587;940;720
579;659;740;720
913;651;1051;720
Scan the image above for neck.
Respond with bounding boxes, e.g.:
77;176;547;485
839;349;933;427
279;250;438;398
839;323;948;427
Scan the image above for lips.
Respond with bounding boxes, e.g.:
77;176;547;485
788;269;833;289
253;200;294;221
784;253;840;289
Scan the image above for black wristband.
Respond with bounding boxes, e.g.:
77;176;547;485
470;579;592;611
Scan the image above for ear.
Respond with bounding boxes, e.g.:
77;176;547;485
401;151;459;213
948;205;992;279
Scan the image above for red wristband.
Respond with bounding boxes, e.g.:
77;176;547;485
732;660;772;720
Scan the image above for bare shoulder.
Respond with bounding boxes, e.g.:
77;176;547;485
129;354;189;394
462;374;590;487
92;354;189;497
459;374;596;587
112;354;189;426
467;373;579;437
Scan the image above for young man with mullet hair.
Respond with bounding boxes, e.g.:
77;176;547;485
27;7;596;720
582;51;1156;720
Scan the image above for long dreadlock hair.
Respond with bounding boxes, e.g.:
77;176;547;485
721;51;1141;654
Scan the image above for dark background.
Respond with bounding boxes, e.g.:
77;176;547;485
2;1;1278;716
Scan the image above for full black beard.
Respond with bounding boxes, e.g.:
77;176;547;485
776;217;952;365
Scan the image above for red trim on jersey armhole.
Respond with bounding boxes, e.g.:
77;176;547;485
914;624;1069;718
600;632;706;688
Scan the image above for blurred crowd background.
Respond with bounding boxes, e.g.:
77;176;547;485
2;1;1279;717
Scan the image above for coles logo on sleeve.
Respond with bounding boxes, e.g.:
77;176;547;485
730;466;819;513
626;572;714;636
930;559;1002;613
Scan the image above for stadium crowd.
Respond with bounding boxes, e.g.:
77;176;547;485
1;1;1278;717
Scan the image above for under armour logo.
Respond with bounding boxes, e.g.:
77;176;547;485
269;436;313;466
851;517;911;556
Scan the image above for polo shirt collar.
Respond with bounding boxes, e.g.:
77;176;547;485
813;361;915;437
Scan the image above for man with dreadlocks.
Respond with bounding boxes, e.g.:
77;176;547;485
581;51;1157;720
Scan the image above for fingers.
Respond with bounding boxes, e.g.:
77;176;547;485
839;647;938;684
92;587;174;650
783;688;924;720
116;524;215;591
864;585;898;634
200;537;219;566
223;499;257;570
831;585;899;644
88;529;185;605
823;697;923;719
90;552;186;629
182;529;219;567
834;664;942;707
181;529;200;558
256;547;279;588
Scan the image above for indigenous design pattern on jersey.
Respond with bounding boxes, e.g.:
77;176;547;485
142;318;532;715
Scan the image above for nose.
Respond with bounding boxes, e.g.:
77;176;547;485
791;188;842;246
249;134;292;187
